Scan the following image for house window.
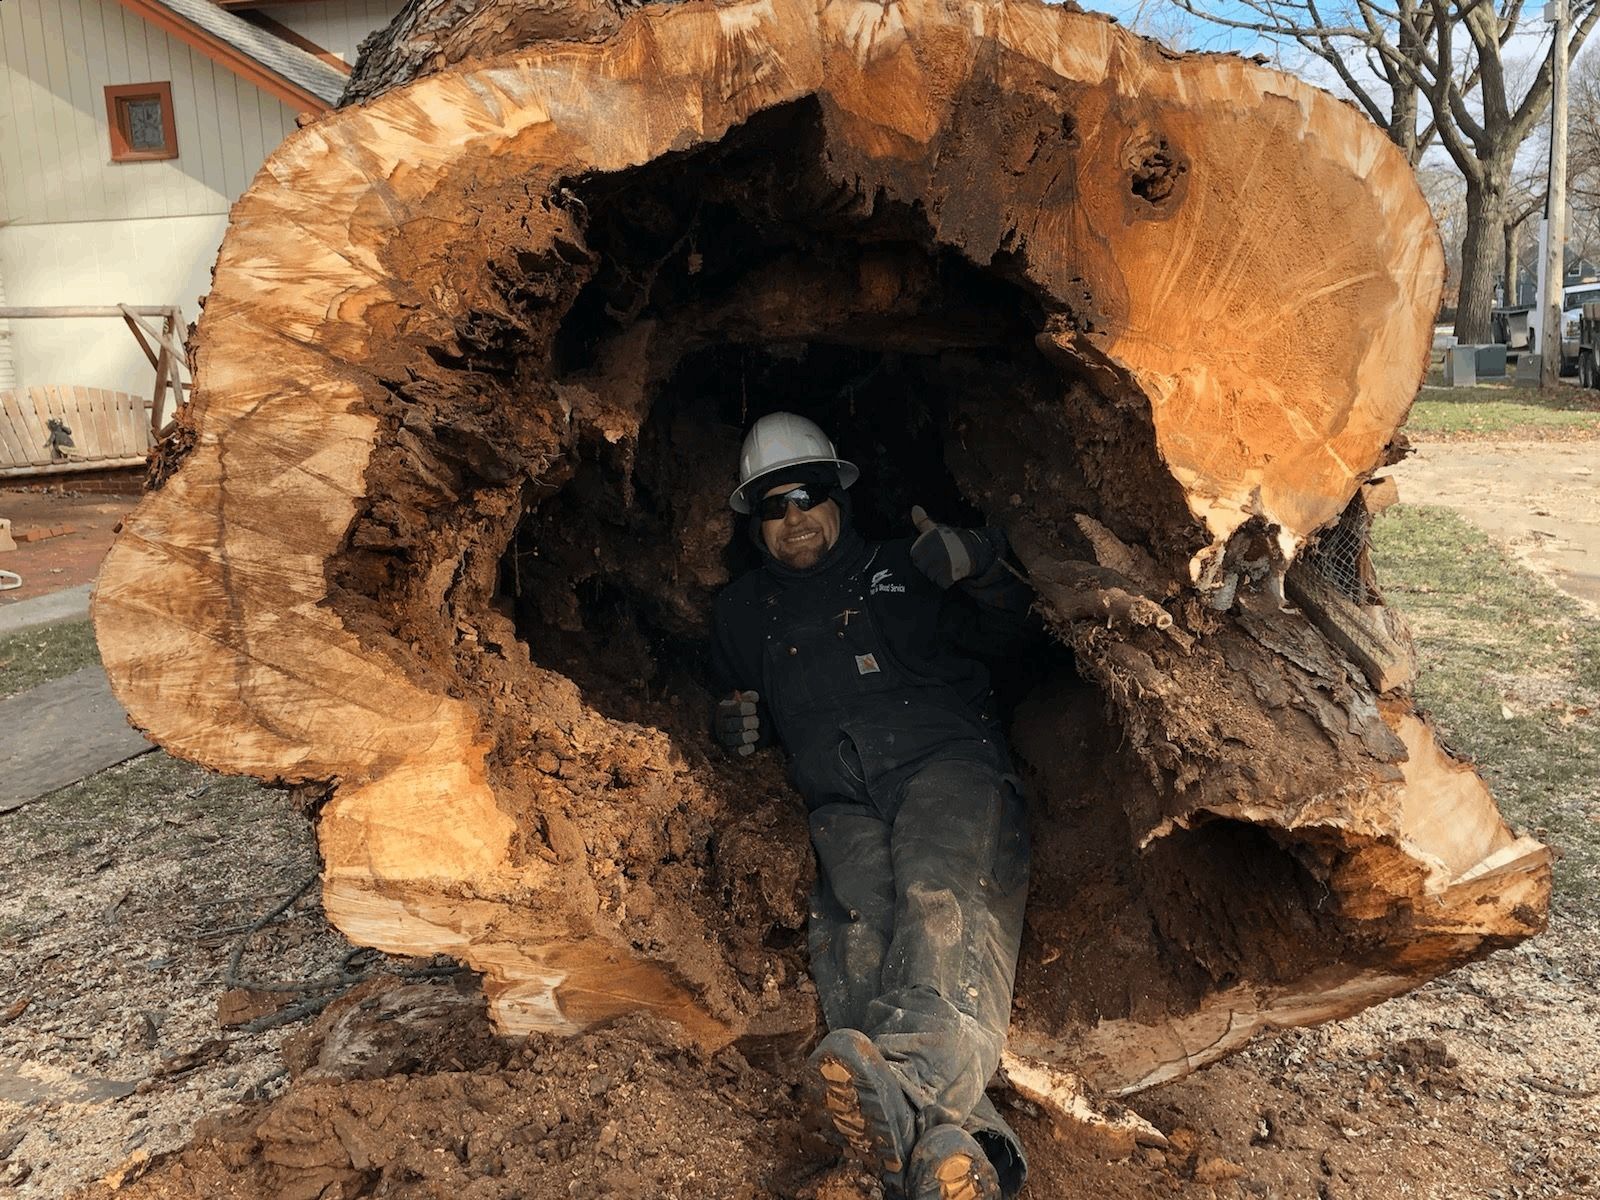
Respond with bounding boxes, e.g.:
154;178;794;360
105;82;178;162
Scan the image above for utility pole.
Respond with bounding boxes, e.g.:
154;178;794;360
1541;0;1571;388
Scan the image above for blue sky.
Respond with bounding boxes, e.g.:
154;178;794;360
1091;0;1279;54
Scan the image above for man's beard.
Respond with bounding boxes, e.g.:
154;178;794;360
774;525;829;567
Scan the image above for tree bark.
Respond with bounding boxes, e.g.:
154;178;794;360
1456;171;1511;344
341;0;635;104
94;0;1548;1099
1391;4;1422;165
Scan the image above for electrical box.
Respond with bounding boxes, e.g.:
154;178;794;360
1473;343;1508;378
1443;344;1478;387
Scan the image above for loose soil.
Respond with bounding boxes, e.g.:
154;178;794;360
1;757;1594;1200
0;488;140;604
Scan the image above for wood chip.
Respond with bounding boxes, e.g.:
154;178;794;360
154;1038;229;1078
0;996;30;1026
217;989;293;1029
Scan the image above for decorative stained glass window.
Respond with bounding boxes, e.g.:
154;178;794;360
105;83;177;162
126;98;165;150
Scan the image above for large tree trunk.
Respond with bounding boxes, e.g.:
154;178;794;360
94;0;1548;1099
1390;3;1423;165
1456;171;1511;345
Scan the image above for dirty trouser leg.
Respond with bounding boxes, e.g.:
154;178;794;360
806;801;897;1032
965;1093;1027;1196
861;757;1030;1183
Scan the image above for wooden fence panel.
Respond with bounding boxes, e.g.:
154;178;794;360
80;386;109;462
0;393;33;467
0;386;153;476
17;389;54;463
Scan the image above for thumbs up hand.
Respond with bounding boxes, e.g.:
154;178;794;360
909;506;1003;589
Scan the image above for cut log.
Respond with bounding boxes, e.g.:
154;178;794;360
92;0;1548;1100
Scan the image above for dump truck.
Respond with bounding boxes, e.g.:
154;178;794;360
1578;302;1600;387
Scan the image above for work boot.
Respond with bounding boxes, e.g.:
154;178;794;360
806;1029;917;1189
905;1125;1002;1200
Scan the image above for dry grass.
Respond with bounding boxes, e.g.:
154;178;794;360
0;619;101;699
1372;503;1600;909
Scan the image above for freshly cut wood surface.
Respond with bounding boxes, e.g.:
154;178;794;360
93;0;1544;1093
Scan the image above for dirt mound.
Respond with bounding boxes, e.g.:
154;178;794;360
76;983;862;1200
75;977;1187;1200
65;940;1600;1200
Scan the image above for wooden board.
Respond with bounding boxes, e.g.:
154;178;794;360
13;388;52;464
87;386;114;461
0;665;153;813
0;393;31;467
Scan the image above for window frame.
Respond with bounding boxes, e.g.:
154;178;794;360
105;82;178;163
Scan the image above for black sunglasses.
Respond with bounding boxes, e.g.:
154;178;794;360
757;485;830;521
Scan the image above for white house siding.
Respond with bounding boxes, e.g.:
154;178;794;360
0;263;15;390
0;0;305;398
0;214;227;399
270;0;404;65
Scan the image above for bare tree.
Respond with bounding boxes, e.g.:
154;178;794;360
1121;0;1204;49
1417;161;1469;295
1171;0;1600;343
1567;48;1600;258
1503;181;1546;306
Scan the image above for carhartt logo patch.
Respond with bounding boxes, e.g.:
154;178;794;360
855;653;881;675
870;569;904;595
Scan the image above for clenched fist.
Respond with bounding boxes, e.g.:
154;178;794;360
715;690;762;757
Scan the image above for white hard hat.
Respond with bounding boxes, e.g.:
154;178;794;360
729;412;859;513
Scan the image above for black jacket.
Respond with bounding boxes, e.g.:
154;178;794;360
711;526;1029;806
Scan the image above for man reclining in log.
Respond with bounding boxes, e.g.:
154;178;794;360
711;413;1034;1200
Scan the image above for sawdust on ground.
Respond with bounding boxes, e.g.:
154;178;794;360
1393;440;1599;612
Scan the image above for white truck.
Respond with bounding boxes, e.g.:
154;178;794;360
1577;301;1600;387
1558;283;1600;374
1493;282;1600;374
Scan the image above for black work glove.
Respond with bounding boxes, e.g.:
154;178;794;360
715;690;762;757
910;506;1005;589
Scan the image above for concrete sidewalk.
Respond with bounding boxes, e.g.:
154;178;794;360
0;582;93;638
0;664;152;812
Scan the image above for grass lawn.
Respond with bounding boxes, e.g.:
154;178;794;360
0;618;101;699
1373;504;1599;909
1408;383;1600;438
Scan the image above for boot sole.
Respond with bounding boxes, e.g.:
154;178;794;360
931;1150;990;1200
815;1051;907;1177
